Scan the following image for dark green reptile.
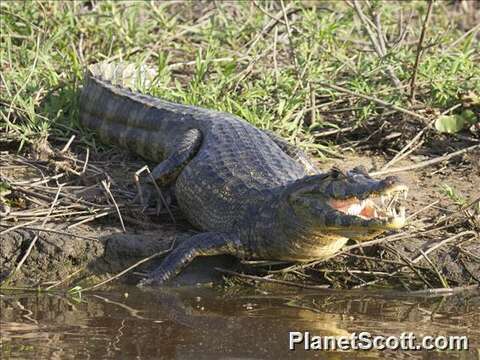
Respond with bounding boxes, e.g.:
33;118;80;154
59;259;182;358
80;63;408;286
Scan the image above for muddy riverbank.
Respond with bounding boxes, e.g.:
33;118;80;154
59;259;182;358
1;140;478;290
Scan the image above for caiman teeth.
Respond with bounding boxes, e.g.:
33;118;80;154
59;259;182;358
388;207;396;217
388;205;405;220
387;192;398;210
387;206;406;229
329;186;408;226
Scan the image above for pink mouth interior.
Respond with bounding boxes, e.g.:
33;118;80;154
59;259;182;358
329;198;378;219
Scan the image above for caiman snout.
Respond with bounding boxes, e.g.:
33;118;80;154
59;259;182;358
286;167;409;241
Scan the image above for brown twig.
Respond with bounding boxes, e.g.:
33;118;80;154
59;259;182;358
167;56;249;71
13;173;65;187
101;179;126;232
216;268;479;296
443;22;480;53
249;0;295;55
45;268;86;290
406;200;440;220
316;82;429;122
81;147;89;174
273;26;279;85
92;294;149;320
280;0;301;83
216;267;331;290
411;231;478;263
309;82;316;125
146;168;176;223
358;231;476;287
384;244;434;288
233;43;275;92
351;1;383;55
67;211;111;229
381;103;462;171
409;0;434;101
313;126;355;138
372;144;480;176
351;1;401;88
252;0;286;26
356;231;477;289
420;250;449;288
0;219;41;235
60;135;76;153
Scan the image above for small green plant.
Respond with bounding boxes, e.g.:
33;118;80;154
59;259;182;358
435;109;478;134
67;285;83;302
440;184;466;206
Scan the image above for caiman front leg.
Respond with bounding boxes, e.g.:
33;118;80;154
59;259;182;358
138;232;245;286
262;130;318;174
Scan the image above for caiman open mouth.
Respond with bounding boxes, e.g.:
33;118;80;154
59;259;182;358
328;184;409;229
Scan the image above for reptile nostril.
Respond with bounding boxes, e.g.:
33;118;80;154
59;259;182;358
384;176;398;186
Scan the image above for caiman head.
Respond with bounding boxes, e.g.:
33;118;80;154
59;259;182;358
273;166;408;259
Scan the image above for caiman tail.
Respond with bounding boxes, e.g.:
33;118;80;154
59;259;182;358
80;62;203;162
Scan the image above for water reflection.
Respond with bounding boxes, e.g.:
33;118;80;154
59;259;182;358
1;286;479;359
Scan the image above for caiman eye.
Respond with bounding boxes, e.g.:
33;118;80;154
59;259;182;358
352;165;369;175
331;167;347;179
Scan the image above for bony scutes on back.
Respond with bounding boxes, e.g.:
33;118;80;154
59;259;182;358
81;62;409;286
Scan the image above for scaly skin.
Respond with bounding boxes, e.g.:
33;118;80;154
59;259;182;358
80;63;408;286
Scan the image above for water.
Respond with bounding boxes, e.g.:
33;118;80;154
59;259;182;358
1;286;479;359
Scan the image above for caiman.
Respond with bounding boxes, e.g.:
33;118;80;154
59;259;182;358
79;63;408;286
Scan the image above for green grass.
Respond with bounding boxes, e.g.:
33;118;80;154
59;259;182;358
1;1;479;155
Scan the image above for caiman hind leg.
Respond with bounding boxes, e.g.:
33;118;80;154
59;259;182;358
138;232;246;286
151;128;203;186
136;128;202;211
262;130;318;174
